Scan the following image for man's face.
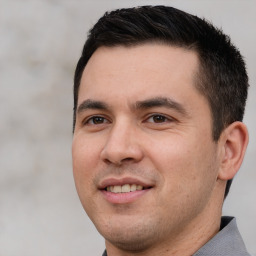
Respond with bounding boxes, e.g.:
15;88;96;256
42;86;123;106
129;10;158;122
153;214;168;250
72;44;222;251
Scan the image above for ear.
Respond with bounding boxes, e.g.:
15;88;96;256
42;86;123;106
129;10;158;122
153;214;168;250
218;121;249;181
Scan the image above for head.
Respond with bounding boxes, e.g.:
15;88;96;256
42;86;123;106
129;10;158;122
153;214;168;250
73;6;249;199
72;6;249;254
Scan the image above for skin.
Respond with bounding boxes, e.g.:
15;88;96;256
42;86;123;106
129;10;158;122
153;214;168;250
72;44;248;256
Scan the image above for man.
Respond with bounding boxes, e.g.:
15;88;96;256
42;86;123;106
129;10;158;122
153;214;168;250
72;6;251;256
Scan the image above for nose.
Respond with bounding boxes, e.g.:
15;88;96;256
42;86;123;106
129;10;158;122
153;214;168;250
100;120;144;166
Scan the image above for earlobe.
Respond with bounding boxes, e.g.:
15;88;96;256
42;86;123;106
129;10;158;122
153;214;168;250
218;121;249;181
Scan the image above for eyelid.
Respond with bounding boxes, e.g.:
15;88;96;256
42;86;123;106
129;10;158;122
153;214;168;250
82;115;111;125
143;113;175;123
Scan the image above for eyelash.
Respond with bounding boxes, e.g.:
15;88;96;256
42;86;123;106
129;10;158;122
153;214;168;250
145;114;173;124
83;116;110;125
83;113;173;126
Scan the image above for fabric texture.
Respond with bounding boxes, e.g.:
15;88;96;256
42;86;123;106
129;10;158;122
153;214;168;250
193;216;251;256
102;216;251;256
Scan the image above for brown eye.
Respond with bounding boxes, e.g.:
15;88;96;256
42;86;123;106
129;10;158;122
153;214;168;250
147;114;169;123
86;116;108;125
153;115;167;123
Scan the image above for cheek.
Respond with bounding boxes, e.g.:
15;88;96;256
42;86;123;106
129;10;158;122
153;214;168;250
148;137;219;223
72;134;103;170
72;136;101;197
147;136;194;175
72;137;105;218
147;134;217;193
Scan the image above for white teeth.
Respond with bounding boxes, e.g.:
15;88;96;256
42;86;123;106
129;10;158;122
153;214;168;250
130;184;137;192
106;184;144;193
121;184;130;193
136;185;143;191
112;185;121;193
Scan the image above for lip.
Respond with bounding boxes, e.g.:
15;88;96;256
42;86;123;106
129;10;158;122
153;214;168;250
98;176;153;190
101;189;151;204
98;176;154;204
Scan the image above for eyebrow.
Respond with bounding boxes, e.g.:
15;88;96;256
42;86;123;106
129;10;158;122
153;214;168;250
77;96;188;117
134;97;188;116
77;99;109;114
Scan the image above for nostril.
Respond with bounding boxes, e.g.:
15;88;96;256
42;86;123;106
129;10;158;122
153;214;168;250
103;158;113;165
122;157;134;162
103;157;136;166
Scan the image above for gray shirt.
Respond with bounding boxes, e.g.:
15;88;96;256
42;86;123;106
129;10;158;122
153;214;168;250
194;216;251;256
102;216;251;256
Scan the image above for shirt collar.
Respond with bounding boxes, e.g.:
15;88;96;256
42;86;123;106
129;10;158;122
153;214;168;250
193;216;250;256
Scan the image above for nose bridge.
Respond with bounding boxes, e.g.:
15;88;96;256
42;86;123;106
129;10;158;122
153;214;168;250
100;117;143;165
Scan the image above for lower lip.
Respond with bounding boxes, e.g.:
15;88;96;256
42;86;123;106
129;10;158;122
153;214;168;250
101;189;151;204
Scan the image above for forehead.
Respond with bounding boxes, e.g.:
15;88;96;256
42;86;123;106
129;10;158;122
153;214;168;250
79;43;201;106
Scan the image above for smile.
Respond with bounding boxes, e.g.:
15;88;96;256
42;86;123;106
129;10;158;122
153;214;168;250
99;177;154;203
105;184;144;193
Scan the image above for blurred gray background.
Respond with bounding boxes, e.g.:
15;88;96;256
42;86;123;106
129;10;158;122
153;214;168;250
0;0;255;255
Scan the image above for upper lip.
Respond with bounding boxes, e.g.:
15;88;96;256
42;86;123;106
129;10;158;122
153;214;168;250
98;176;154;190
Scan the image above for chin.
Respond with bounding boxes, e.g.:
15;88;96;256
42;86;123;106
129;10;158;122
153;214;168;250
96;216;162;252
105;229;159;252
